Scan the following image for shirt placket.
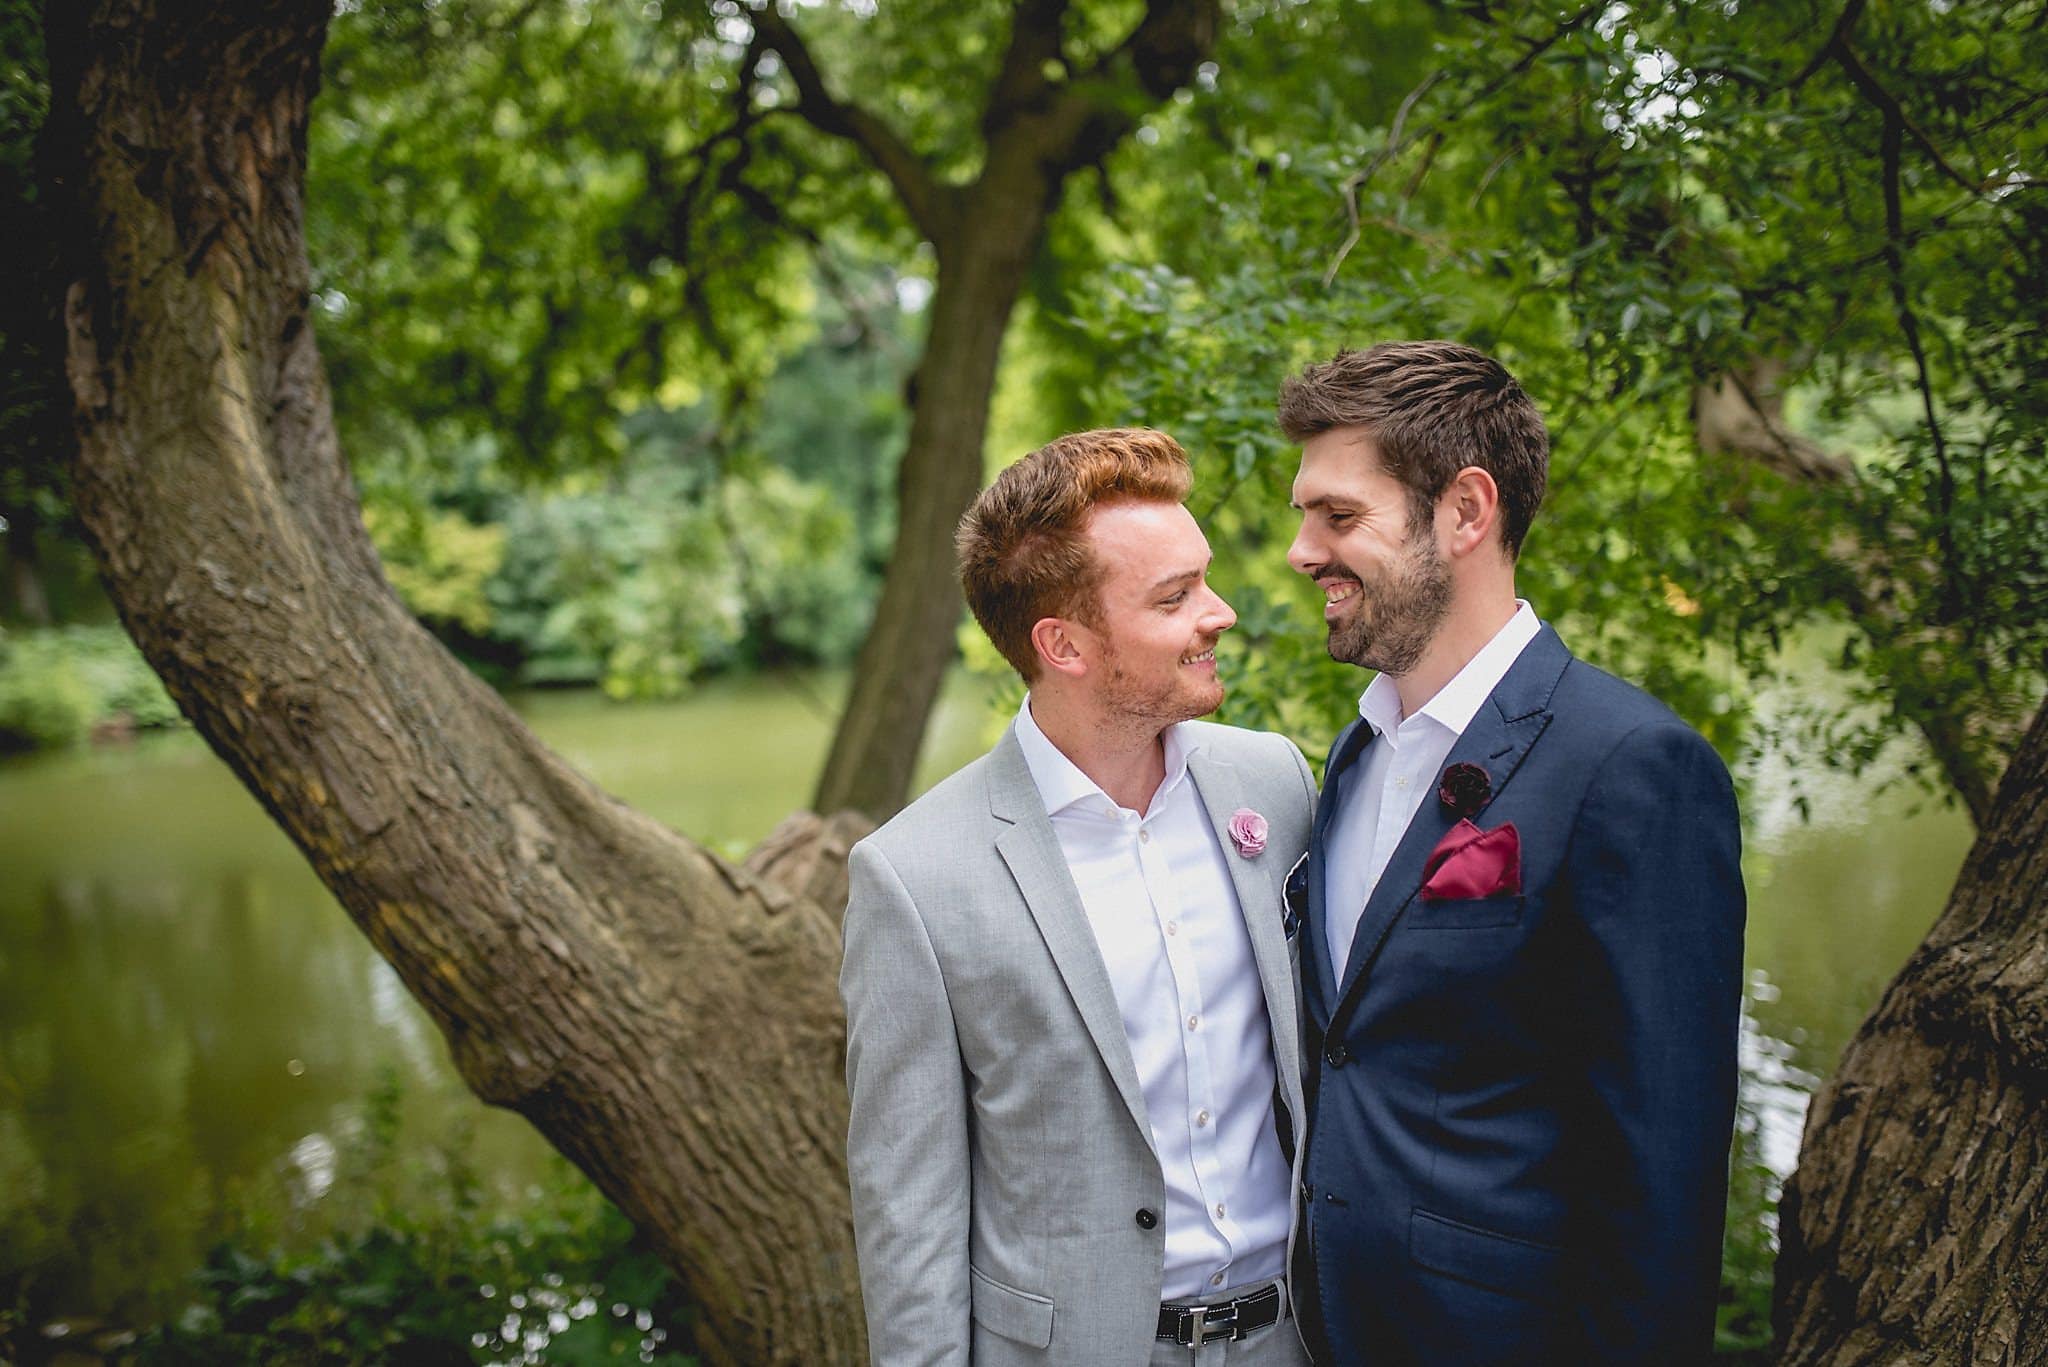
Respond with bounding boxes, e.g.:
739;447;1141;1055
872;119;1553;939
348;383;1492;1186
1136;806;1237;1290
1372;726;1412;876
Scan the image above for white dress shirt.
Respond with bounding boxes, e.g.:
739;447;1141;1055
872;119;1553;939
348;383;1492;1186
1324;602;1543;976
1014;699;1291;1299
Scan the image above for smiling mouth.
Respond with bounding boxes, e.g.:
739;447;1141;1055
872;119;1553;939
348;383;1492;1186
1323;582;1358;605
1181;647;1217;666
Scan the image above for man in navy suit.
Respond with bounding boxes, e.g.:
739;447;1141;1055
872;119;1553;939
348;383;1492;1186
1278;341;1745;1364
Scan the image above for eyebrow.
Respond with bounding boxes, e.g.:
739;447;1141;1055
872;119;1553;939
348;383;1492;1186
1148;567;1205;594
1290;494;1354;512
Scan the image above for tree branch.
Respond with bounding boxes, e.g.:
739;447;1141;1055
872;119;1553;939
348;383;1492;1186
1019;0;1219;177
749;6;950;243
1799;1;1993;198
984;0;1072;138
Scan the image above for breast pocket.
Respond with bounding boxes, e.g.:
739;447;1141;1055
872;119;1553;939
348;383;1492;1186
1406;893;1523;930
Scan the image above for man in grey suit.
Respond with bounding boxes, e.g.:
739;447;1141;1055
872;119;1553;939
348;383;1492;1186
842;429;1317;1365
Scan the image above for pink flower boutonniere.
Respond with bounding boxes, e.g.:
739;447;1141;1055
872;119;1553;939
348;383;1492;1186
1437;762;1492;820
1227;808;1268;858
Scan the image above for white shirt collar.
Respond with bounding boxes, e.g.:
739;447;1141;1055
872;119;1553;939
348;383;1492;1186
1015;695;1194;817
1357;600;1542;741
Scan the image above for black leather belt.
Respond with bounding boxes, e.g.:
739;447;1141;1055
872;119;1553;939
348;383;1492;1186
1155;1282;1284;1346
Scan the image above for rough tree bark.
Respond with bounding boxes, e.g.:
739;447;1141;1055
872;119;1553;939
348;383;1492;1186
1774;692;2048;1362
48;3;872;1361
779;0;1223;821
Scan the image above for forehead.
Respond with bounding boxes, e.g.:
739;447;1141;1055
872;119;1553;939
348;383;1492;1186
1080;499;1209;593
1292;428;1398;500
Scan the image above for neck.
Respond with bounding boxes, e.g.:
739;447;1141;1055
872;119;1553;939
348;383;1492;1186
1028;690;1169;813
1391;588;1519;719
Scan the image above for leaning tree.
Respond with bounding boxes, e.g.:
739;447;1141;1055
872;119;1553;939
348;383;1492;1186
48;1;870;1360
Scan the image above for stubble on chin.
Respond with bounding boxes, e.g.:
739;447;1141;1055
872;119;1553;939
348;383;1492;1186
1101;658;1224;734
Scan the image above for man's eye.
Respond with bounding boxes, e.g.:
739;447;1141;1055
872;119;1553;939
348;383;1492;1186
1326;512;1354;528
1161;591;1189;607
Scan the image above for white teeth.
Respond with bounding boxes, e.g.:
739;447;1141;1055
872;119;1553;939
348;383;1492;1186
1325;583;1358;604
1182;649;1215;665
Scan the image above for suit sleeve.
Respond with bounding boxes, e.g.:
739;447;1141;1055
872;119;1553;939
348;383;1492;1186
841;839;972;1367
1566;720;1745;1358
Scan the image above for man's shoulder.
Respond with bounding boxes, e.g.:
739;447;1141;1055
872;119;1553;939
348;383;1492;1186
1552;655;1689;739
1547;654;1727;782
858;751;996;863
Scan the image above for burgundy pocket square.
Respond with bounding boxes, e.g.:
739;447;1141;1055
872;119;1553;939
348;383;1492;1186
1419;819;1522;901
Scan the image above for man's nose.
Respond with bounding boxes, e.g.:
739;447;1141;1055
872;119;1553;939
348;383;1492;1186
1286;520;1320;575
1203;586;1238;634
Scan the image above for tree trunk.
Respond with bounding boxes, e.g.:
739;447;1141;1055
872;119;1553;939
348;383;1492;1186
1774;691;2048;1362
797;0;1222;821
49;4;868;1362
813;201;1045;820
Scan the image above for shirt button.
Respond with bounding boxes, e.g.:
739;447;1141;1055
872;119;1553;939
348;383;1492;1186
1165;921;1178;936
1215;1202;1226;1219
1186;1015;1200;1032
1139;828;1151;843
1195;1109;1210;1127
1394;775;1409;788
1210;1273;1225;1287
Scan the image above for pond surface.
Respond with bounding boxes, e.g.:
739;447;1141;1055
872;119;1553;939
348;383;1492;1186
0;664;1974;1325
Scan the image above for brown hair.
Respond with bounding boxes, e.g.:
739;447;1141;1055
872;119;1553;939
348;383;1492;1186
956;428;1194;679
1277;340;1550;558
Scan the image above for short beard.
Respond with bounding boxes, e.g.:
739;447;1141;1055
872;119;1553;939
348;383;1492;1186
1100;644;1223;736
1326;530;1453;676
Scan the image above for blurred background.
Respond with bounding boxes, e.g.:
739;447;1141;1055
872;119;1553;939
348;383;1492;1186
2;0;2040;1360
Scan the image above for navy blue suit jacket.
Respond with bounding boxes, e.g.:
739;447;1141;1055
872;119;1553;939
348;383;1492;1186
1297;626;1744;1365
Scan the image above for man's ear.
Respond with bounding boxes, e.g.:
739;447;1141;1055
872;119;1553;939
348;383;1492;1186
1443;466;1502;559
1030;616;1090;680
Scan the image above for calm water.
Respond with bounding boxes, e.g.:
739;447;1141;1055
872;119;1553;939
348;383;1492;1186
0;665;1973;1324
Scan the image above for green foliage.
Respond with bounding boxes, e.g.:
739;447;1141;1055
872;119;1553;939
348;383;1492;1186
363;502;507;638
1065;0;2045;798
0;625;180;751
129;1071;696;1367
1717;1133;1778;1363
0;1;71;551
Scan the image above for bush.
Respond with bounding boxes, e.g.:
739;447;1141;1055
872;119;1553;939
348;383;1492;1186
128;1073;697;1366
0;625;179;751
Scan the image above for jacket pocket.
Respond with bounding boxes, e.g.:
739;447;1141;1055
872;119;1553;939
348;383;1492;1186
1406;893;1523;930
969;1265;1055;1347
1409;1208;1563;1302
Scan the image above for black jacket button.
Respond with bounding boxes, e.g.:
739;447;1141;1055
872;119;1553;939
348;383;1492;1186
1325;1041;1350;1068
1135;1208;1158;1230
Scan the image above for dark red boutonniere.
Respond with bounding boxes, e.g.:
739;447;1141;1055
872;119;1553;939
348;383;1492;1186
1420;819;1522;901
1437;762;1492;819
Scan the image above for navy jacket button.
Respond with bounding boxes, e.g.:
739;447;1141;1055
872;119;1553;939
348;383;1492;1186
1325;1041;1350;1068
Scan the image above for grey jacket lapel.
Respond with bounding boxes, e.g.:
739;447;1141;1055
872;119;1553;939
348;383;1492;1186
986;728;1152;1147
1187;746;1303;1117
1331;628;1572;1010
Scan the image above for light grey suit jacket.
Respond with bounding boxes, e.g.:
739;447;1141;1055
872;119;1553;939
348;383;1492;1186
841;719;1316;1366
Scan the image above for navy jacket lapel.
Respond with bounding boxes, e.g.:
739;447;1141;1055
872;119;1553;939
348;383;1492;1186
1328;628;1573;1014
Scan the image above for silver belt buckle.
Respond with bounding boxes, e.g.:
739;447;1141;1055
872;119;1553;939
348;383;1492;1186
1193;1299;1239;1344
